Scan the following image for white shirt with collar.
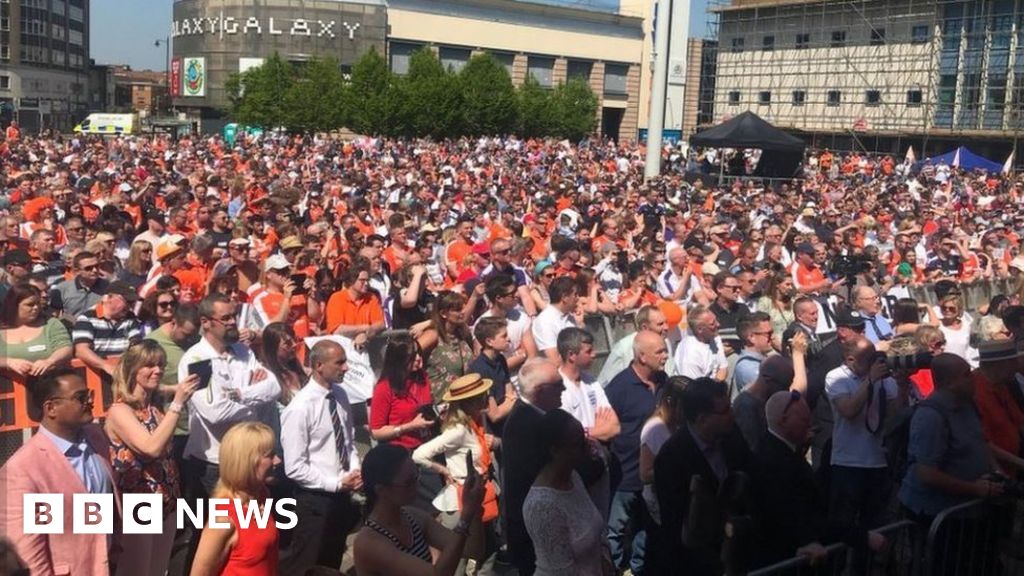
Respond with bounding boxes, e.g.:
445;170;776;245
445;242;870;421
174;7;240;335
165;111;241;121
179;336;281;464
674;332;728;380
280;378;360;492
560;368;610;431
532;304;576;352
656;267;701;304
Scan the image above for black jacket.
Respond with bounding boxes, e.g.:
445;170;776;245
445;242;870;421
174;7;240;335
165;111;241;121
653;425;751;576
500;399;546;575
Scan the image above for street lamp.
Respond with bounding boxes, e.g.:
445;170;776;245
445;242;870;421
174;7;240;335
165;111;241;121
154;37;170;114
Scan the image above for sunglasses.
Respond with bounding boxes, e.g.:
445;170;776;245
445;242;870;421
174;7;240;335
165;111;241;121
157;301;176;309
48;389;94;405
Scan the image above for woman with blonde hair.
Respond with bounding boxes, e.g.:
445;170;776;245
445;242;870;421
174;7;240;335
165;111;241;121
104;340;198;576
412;373;500;571
937;294;976;365
191;422;281;576
119;239;154;289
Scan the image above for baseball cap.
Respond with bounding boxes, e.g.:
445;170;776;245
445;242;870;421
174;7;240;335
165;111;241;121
106;281;139;304
229;237;251;248
265;254;291;272
795;242;815;255
835;309;866;329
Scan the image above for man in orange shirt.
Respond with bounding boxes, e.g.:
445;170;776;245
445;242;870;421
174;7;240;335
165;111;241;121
444;216;476;281
792;243;840;295
325;263;386;349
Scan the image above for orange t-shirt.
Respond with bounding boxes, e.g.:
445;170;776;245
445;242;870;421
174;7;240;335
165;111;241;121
445;239;473;276
253;291;311;339
325;289;384;334
793;262;826;290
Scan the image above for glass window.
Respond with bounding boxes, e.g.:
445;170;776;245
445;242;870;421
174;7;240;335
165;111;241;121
490;52;514;77
528;55;555;88
865;90;881;105
906;90;923;106
728;91;740;104
792;90;806;105
795;33;809;49
567;60;592;83
912;25;929;44
67;4;81;21
439;47;470;73
758;91;771;104
731;37;744;53
831;30;846;47
603;62;628;95
827;90;841;106
388;42;420;75
0;75;9;89
871;28;886;46
68;28;81;45
51;0;64;14
762;35;775;51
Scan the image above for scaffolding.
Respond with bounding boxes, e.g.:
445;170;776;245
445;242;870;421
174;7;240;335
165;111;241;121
696;0;1024;159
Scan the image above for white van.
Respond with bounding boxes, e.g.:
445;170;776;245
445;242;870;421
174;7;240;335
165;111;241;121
73;113;137;135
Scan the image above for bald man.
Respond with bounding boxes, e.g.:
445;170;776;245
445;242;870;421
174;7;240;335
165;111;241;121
605;331;669;574
503;358;565;575
899;354;1002;519
753;390;879;565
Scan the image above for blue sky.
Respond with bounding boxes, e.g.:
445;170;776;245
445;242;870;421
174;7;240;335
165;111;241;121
90;0;712;70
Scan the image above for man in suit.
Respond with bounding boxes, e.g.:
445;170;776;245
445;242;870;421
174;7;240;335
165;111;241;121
653;378;751;576
0;368;120;576
501;357;564;576
752;390;880;567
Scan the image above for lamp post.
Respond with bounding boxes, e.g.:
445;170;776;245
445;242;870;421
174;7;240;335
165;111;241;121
154;37;170;114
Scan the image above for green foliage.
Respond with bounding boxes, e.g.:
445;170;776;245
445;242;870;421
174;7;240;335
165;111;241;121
227;48;600;139
458;54;519;136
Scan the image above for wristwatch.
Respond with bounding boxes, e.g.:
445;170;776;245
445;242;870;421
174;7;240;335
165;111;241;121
453;517;471;536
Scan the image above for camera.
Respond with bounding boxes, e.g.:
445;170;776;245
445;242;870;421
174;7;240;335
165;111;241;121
831;254;873;279
885;351;933;372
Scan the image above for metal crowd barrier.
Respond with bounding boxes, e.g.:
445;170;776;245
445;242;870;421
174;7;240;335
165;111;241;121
747;542;848;576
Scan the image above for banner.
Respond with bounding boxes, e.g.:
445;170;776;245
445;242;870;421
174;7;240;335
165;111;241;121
303;336;376;403
170;58;182;98
182;57;206;97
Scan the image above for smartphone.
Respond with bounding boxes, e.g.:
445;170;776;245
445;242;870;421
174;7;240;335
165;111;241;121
290;273;308;295
188;359;213;390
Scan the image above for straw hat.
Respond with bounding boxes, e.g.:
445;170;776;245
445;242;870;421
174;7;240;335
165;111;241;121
442;373;493;403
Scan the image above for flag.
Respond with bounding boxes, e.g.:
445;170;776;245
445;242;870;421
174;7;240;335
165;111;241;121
852;117;868;132
1003;151;1015;174
952;148;961;168
905;146;916;164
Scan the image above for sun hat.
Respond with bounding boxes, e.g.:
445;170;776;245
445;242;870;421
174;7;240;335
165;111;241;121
442;373;493;403
976;339;1024;364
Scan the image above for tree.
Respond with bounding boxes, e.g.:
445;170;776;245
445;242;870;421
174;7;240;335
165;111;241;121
401;48;463;138
549;78;598;141
459;54;519;136
517;75;553;138
282;57;348;133
225;53;293;128
349;47;394;135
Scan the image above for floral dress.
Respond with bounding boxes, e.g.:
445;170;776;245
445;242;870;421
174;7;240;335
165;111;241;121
109;403;179;504
426;336;472;402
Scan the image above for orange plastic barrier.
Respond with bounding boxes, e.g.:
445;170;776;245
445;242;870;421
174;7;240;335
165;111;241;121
0;357;118;432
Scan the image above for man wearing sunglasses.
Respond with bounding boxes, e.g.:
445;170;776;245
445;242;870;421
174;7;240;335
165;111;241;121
50;250;109;322
0;369;118;576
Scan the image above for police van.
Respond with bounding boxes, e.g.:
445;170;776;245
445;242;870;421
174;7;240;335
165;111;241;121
73;113;137;135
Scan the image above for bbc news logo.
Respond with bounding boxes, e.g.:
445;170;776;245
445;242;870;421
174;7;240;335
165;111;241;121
24;494;298;534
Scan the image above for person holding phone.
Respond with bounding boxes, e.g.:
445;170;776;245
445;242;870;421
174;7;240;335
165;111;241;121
354;443;485;576
251;255;320;356
105;340;199;576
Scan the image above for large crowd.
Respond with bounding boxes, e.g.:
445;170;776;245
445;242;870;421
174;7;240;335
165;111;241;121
0;123;1023;576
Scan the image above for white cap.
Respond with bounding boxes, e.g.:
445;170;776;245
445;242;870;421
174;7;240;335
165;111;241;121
264;254;290;272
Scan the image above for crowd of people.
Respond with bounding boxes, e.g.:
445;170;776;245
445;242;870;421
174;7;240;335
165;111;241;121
0;128;1023;576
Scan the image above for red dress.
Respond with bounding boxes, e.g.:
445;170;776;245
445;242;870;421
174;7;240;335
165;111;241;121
220;499;279;576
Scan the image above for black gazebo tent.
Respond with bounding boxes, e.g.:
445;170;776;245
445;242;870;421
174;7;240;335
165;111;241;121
691;111;806;179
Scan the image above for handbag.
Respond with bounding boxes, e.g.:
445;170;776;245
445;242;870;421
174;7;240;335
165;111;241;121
456;420;500;523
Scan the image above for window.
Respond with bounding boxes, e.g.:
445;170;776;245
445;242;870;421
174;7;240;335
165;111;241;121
728;91;741;104
0;17;8;31
439;47;470;73
67;4;82;21
489;52;514;77
51;48;64;65
603;63;628;95
51;0;65;13
388;42;420;75
827;90;841;106
51;23;64;39
762;35;775;51
731;37;744;52
0;45;8;60
567;60;592;83
528;56;555;88
792;90;806;105
906;90;923;106
758;91;771;104
912;25;929;44
870;28;886;46
0;75;9;89
866;90;881;105
68;28;82;45
831;30;846;47
796;33;810;49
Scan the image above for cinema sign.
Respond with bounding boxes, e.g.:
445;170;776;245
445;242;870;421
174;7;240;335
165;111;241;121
171;14;362;40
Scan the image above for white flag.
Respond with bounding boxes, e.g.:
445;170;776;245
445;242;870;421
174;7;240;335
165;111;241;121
952;148;961;168
905;146;916;164
1003;151;1015;174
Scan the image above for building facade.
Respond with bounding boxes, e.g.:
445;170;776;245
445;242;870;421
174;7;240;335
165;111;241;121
707;0;1024;157
171;0;646;140
0;0;90;132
